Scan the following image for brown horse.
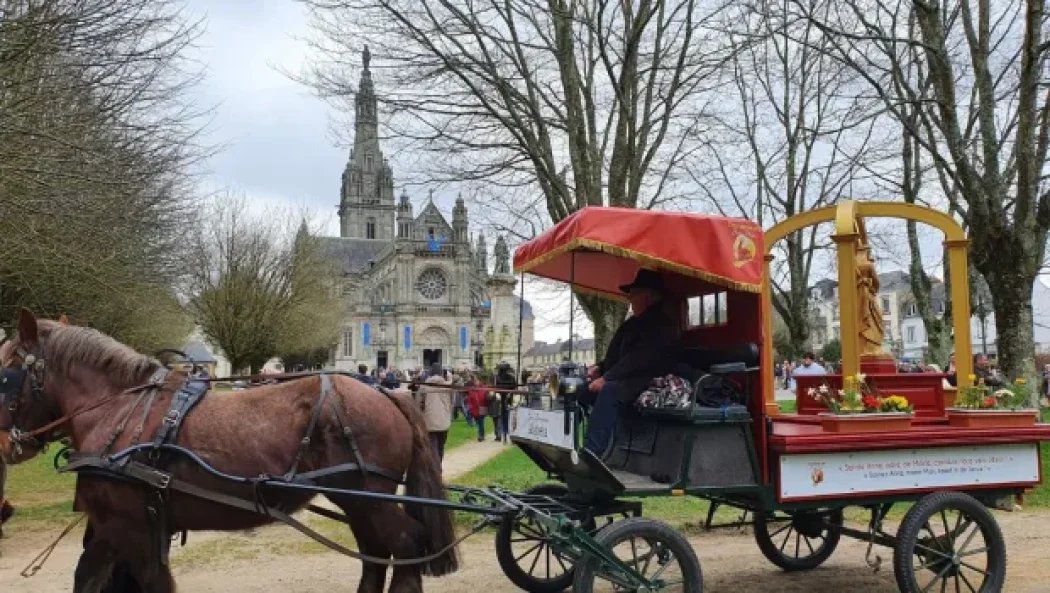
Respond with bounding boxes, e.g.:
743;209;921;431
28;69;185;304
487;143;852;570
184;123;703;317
0;309;458;593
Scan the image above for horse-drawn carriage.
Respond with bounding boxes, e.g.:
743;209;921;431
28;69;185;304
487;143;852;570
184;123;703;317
495;204;1050;592
1;203;1048;593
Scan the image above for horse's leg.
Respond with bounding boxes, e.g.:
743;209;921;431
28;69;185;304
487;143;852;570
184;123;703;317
380;505;427;593
329;500;391;593
74;534;118;593
331;494;426;593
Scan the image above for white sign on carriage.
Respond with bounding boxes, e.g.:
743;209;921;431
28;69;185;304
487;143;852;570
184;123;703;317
509;407;575;450
779;443;1041;501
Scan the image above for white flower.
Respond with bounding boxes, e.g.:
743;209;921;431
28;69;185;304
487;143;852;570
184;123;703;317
819;384;830;394
856;373;867;383
993;389;1012;398
807;388;817;396
838;389;845;396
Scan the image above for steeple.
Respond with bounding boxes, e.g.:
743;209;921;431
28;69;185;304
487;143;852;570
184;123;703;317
338;46;395;239
475;232;488;274
396;189;414;240
452;194;468;244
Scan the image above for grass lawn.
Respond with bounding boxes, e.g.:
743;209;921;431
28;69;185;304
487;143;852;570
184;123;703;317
445;415;478;451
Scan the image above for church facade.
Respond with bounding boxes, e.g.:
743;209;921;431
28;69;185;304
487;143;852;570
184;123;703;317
321;48;534;373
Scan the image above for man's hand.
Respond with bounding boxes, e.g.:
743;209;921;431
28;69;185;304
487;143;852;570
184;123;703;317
589;376;606;393
587;365;601;379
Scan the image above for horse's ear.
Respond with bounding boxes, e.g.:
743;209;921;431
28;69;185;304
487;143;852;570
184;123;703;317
17;308;39;346
58;315;69;326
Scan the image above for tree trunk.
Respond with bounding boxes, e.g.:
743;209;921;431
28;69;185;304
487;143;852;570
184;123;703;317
987;276;1037;404
577;294;627;362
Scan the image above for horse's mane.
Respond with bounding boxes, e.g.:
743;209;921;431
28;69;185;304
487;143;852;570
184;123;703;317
37;320;161;387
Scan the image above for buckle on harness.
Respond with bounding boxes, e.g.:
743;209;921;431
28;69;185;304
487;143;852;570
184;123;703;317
163;409;180;424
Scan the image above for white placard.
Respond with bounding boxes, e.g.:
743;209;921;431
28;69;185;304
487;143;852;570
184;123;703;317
510;408;575;450
779;443;1040;501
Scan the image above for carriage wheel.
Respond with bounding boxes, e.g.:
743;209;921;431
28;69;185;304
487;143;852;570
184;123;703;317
893;492;1006;593
496;484;592;593
573;518;703;592
753;508;842;571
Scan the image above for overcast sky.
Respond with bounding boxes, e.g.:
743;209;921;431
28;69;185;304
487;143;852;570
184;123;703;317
187;0;345;232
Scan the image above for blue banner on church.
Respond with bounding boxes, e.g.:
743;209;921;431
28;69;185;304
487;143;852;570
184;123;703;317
362;322;370;345
404;326;412;350
460;326;468;350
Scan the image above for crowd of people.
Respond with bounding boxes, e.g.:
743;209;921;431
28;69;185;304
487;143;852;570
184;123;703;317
772;350;1050;397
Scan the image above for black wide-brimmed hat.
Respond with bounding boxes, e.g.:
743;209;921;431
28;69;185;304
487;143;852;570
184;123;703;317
619;269;666;294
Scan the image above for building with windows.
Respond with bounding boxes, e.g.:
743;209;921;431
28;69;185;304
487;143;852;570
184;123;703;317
319;48;534;372
809;272;1050;362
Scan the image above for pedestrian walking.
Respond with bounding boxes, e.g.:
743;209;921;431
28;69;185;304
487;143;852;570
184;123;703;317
467;381;490;441
416;363;453;462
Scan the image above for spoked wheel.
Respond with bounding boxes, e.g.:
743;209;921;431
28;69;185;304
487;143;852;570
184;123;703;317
495;484;593;593
754;508;843;571
893;492;1007;593
573;518;703;592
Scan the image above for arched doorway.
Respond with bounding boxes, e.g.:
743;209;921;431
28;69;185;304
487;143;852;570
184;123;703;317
417;326;451;368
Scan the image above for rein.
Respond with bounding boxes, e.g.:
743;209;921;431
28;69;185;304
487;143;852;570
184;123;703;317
11;378;167;445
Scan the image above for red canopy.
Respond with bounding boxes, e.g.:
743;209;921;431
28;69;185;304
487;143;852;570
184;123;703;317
513;207;764;299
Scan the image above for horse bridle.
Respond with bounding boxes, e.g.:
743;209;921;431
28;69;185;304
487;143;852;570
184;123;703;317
0;343;51;453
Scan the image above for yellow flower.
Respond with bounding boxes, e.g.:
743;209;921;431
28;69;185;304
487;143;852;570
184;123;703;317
968;374;976;381
1016;378;1028;386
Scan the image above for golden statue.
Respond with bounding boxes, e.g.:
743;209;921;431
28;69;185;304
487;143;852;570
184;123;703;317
856;245;885;356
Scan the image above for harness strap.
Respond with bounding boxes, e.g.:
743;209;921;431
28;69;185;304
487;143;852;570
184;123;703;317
292;461;404;485
100;389;151;456
284;374;332;481
152;379;208;449
323;389;370;482
163;475;477;567
130;384;163;446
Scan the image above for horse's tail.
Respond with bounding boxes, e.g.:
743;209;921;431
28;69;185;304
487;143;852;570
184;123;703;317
385;390;459;576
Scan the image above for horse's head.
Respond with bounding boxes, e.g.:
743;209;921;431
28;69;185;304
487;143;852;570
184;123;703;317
0;308;65;464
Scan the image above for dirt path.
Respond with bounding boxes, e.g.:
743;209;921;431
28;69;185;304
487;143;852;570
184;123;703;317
3;440;1050;592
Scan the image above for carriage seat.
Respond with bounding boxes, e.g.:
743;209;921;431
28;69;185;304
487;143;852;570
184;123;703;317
675;343;760;381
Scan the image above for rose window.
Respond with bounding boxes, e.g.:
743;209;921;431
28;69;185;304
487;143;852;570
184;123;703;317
417;269;448;299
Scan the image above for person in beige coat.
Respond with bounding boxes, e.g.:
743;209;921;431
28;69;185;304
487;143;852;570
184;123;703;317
417;363;454;462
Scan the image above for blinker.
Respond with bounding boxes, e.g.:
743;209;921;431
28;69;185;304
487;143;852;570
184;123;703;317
0;366;26;402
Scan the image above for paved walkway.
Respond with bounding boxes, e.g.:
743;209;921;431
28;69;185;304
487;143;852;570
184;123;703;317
442;438;507;480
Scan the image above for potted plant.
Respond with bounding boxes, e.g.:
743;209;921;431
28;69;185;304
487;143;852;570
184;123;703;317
946;376;1039;428
808;374;914;433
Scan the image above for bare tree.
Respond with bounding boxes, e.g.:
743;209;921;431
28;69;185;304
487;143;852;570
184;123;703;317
0;0;208;351
187;195;343;374
299;0;741;355
797;0;1050;385
690;0;885;355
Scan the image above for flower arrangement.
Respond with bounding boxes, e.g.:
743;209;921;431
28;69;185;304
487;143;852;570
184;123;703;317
956;376;1033;410
807;373;913;414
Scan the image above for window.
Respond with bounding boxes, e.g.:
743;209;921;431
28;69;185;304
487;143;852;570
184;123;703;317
398;223;407;238
416;268;448;300
881;296;891;314
833;326;840;340
936;301;945;314
906;303;917;316
906;326;916;343
366;217;376;239
342;329;353;357
686;292;728;328
428;227;435;239
365;153;373;171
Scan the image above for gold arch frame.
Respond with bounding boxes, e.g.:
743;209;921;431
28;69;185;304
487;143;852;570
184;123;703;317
760;200;972;415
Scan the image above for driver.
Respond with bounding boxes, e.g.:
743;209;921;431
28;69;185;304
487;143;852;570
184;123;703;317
583;269;680;457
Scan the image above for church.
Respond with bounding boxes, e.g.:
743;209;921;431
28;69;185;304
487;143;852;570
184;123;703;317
321;48;534;373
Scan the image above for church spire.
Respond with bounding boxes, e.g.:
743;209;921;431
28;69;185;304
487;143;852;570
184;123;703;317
339;47;394;239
